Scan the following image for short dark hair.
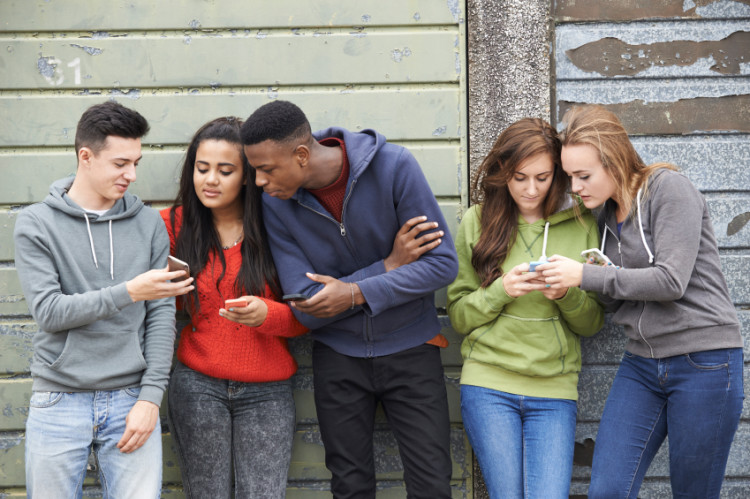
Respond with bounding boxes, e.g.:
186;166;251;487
75;100;150;155
240;100;311;146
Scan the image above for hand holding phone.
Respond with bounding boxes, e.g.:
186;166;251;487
167;255;190;282
528;257;547;272
581;248;613;267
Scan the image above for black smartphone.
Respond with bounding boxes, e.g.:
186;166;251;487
282;293;309;302
167;255;190;282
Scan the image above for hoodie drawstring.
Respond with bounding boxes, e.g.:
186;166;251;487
601;189;654;264
540;222;550;260
636;188;655;264
83;214;115;280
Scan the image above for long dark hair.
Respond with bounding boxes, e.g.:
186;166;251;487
471;118;567;287
167;117;282;313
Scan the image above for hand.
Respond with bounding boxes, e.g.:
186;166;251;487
219;296;268;327
126;265;194;302
537;255;584;289
384;216;444;272
502;263;547;298
291;273;363;318
117;400;159;453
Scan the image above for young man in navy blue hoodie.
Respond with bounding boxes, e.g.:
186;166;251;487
241;100;458;498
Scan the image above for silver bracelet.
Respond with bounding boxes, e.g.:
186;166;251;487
349;282;355;310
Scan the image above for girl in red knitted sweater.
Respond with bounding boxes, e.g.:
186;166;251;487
161;117;307;498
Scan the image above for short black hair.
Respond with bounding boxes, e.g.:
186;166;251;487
240;100;311;146
75;100;150;155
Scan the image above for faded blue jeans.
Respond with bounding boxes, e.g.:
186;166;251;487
25;388;162;499
167;361;295;499
460;384;577;499
588;348;744;499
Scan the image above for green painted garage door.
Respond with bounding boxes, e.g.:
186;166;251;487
0;1;470;497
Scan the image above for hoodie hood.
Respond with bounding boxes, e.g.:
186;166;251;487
43;176;145;279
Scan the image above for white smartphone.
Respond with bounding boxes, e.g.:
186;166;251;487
167;255;190;281
581;248;613;267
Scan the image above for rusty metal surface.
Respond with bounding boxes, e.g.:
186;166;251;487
554;0;750;21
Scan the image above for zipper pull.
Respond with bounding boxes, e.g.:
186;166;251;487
340;223;346;237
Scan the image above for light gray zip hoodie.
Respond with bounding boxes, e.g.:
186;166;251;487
581;169;742;358
13;177;175;406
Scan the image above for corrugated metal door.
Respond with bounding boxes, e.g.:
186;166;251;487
0;1;470;497
554;1;750;496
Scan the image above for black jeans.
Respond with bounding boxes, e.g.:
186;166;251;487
313;341;452;499
167;362;295;499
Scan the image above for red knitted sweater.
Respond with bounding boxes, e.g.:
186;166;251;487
160;207;308;382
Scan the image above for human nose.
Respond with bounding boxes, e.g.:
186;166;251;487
206;169;219;185
570;177;582;193
254;170;268;187
123;165;136;182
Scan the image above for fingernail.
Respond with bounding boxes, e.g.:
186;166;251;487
545;284;551;288
439;231;444;236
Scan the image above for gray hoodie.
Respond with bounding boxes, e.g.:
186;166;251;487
13;177;175;406
581;169;742;358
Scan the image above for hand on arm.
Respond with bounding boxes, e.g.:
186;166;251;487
219;295;269;327
126;265;194;302
384;215;444;271
291;273;364;318
117;400;159;453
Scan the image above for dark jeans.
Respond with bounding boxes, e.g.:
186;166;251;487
313;341;452;499
588;348;744;499
167;362;295;499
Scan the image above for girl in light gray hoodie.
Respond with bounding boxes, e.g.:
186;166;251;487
538;105;743;499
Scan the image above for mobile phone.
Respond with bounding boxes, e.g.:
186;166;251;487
167;255;190;282
528;257;547;272
225;298;250;309
282;293;309;302
581;248;613;266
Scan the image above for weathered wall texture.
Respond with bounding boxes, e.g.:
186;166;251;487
466;0;553;497
0;1;470;497
555;0;750;497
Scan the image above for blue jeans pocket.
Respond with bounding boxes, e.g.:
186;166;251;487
124;387;141;398
685;350;729;370
29;391;63;408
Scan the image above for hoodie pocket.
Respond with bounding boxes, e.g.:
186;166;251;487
48;326;147;386
467;314;572;377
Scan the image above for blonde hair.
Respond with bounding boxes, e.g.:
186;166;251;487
559;105;676;214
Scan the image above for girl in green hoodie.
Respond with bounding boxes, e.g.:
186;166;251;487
447;118;604;498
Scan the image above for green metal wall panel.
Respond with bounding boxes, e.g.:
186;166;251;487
0;0;468;495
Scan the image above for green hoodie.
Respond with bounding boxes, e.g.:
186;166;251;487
447;200;604;400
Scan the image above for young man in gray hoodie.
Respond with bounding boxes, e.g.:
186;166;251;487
13;101;194;498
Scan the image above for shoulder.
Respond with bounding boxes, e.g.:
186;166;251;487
645;169;701;207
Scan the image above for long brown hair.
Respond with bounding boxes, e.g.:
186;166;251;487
472;118;567;287
559;105;676;215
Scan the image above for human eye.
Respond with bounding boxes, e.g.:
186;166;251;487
220;170;234;176
195;166;208;174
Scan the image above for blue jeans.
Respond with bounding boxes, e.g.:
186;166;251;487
167;362;295;499
460;384;577;499
589;348;744;499
25;388;162;499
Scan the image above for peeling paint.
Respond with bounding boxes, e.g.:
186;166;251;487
414;12;422;21
728;212;750;236
445;0;460;22
390;47;412;63
559;94;750;134
555;0;750;20
432;125;447;136
36;56;58;79
109;89;141;100
256;31;268;39
189;19;201;29
183;35;192;45
69;44;103;56
361;14;371;23
566;31;749;76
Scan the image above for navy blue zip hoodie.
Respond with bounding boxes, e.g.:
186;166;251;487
262;127;459;358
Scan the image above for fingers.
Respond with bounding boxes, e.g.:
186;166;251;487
399;215;429;235
306;272;333;284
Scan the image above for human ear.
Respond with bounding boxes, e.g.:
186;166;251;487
294;144;310;167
